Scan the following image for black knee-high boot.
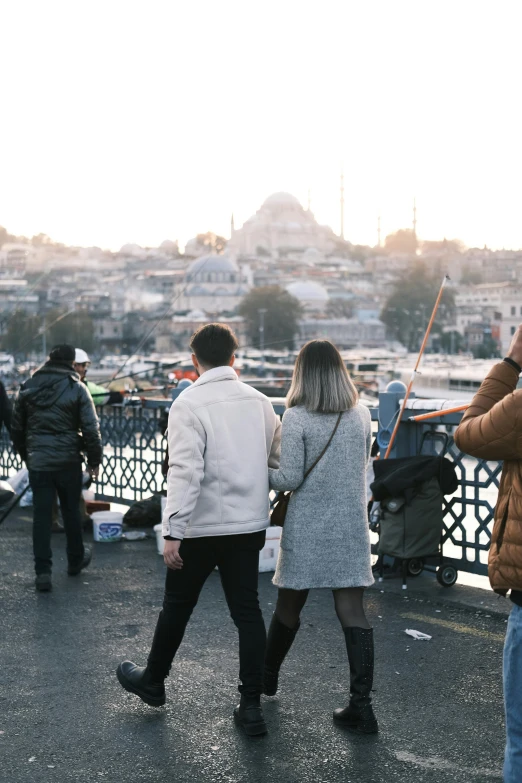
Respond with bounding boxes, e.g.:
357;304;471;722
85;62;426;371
263;613;300;696
333;627;378;733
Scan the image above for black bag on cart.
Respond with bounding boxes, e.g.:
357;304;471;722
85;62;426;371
370;455;458;560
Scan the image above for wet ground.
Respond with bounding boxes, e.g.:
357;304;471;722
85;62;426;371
0;509;508;782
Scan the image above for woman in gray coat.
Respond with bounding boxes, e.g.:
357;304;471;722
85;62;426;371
264;340;377;733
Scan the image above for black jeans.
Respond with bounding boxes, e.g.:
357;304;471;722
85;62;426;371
147;531;267;697
29;466;84;575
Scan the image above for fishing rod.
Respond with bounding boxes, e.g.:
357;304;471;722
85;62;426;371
382;276;451;459
409;404;468;422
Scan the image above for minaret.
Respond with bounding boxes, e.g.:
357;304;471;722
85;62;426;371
340;167;345;240
377;214;382;248
413;197;417;240
230;212;235;238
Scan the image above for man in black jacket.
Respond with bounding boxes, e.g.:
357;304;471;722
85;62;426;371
0;379;12;436
11;344;103;592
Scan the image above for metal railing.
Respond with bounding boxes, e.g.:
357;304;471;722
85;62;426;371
0;393;500;577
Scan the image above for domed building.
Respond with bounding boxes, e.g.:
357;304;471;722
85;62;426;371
119;243;143;257
228;192;337;259
286;280;329;312
159;239;179;254
174;254;250;313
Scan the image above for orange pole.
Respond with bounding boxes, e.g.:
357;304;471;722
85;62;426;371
383;275;450;459
409;404;468;422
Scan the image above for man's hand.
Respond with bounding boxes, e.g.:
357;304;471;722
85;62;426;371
507;324;522;368
89;465;100;480
163;539;183;570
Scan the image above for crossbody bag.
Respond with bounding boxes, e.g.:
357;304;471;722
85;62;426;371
270;411;343;527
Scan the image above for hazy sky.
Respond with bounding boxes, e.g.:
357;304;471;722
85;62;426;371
1;1;521;251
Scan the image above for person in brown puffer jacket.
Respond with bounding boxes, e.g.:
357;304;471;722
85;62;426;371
454;324;522;783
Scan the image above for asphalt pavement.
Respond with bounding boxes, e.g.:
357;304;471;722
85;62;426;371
0;508;509;783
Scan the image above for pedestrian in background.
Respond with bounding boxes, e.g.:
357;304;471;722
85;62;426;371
454;324;522;783
11;344;103;592
0;378;12;438
116;324;281;736
264;340;377;734
73;348;124;405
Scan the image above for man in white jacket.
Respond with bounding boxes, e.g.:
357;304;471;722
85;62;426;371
117;324;281;736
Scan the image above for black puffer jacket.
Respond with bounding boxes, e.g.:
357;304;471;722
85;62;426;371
11;361;103;471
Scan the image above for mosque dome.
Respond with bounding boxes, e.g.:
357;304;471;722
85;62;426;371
160;239;178;252
185;254;239;283
262;192;302;208
286;280;329;303
120;243;143;256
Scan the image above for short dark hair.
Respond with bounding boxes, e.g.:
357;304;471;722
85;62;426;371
49;344;75;363
189;323;239;368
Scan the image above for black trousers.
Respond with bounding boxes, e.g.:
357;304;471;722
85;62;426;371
147;530;267;696
29;466;84;575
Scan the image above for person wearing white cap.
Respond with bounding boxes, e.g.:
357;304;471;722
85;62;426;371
73;349;123;406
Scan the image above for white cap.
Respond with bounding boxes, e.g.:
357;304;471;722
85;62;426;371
75;348;90;364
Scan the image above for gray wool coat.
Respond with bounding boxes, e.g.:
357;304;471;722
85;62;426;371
269;404;374;590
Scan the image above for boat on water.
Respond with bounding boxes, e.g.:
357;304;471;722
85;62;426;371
90;349;517;405
387;356;522;401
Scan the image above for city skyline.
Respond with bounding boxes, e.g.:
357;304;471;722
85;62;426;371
1;1;521;251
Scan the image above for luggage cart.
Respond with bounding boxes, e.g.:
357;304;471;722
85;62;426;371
369;431;459;589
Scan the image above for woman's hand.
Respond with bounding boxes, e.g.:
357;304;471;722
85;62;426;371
163;539;183;570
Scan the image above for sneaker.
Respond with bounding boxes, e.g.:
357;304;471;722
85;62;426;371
35;574;52;592
67;547;92;576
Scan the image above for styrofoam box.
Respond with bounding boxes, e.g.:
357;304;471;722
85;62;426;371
154;524;164;555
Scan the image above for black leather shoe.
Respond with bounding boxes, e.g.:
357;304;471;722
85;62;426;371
234;695;267;737
333;703;378;734
35;574;52;592
68;547;92;576
116;661;166;707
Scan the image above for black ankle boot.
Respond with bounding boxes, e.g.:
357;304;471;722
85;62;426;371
116;660;166;707
333;627;378;734
263;614;299;696
234;695;267;736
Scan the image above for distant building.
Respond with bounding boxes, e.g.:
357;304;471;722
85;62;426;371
155;311;246;353
174;255;250;313
75;292;112;316
93;317;124;353
139;270;185;298
499;284;522;352
297;317;386;349
455;281;521;353
0;243;31;276
285;280;329;313
228;192;337;259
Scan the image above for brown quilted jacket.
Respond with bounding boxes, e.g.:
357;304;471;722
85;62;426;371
454;361;522;594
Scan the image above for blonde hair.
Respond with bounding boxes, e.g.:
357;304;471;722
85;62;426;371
287;340;358;412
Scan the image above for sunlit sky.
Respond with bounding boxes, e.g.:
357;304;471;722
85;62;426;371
1;1;521;251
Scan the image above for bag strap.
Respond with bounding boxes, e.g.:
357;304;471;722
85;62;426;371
303;411;343;481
